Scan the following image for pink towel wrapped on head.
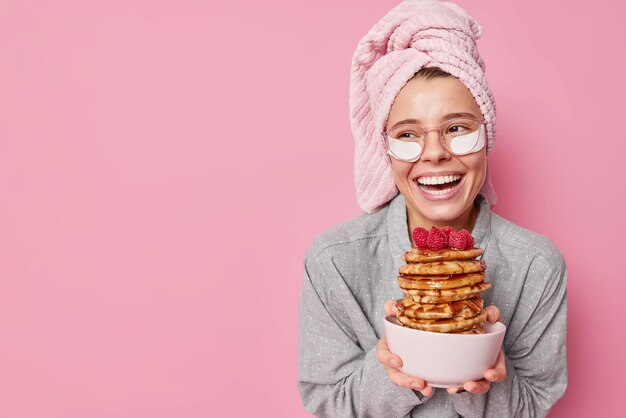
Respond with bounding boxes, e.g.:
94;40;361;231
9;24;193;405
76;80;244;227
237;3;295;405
349;0;498;213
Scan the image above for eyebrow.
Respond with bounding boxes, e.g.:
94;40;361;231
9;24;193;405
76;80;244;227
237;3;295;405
389;112;480;131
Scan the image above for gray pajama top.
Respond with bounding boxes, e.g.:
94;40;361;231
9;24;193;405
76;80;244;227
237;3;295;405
298;193;567;417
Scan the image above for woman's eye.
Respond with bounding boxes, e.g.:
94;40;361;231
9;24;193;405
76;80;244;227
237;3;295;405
398;132;417;139
448;125;468;134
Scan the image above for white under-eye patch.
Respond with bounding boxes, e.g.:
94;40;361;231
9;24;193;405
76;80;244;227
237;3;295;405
387;138;423;162
386;124;486;161
449;124;486;155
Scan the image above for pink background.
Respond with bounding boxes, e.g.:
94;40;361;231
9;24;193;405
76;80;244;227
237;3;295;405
0;0;623;416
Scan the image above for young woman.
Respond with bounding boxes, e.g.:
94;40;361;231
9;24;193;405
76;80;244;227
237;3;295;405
298;2;567;417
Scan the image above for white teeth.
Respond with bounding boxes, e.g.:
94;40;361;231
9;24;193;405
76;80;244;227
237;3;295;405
418;184;458;195
417;174;462;185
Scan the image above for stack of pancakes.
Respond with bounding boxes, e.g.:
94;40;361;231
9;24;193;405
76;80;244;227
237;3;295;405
395;247;491;334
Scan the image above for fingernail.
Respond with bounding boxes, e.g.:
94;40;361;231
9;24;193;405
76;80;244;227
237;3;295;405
456;389;467;394
411;381;424;390
487;373;496;381
390;359;401;368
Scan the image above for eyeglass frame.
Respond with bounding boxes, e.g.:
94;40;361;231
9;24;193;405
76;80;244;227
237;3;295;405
381;116;487;162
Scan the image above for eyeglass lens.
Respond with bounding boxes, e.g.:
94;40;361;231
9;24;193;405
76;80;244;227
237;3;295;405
386;119;485;162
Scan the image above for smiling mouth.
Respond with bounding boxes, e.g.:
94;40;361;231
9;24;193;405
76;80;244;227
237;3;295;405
414;174;463;196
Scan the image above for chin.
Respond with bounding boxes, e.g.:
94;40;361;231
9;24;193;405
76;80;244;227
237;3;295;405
404;187;477;226
418;205;466;223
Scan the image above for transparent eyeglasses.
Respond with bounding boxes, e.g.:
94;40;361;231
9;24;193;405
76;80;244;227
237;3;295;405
383;117;487;162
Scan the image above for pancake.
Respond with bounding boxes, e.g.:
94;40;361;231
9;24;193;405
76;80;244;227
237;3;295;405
393;227;491;334
402;282;492;304
402;247;483;263
399;260;486;275
450;326;485;335
397;311;487;333
396;297;484;320
398;272;485;290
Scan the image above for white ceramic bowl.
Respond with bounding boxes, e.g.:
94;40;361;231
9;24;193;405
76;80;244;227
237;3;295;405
384;316;506;388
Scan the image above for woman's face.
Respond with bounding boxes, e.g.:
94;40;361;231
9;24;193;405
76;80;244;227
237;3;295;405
386;76;487;230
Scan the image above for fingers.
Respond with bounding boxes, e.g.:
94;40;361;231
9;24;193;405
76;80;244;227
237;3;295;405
464;379;492;394
376;335;402;369
447;386;465;394
450;350;507;395
484;349;507;383
484;305;501;323
448;379;491;394
384;300;397;317
416;383;433;397
376;335;433;397
387;368;432;396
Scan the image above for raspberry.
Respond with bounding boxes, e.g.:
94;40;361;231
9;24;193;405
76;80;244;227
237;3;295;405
412;227;429;248
448;230;468;249
466;232;475;248
427;226;447;249
441;226;454;236
457;230;474;249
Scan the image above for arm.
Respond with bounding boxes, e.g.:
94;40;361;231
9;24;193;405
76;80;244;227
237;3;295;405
451;255;568;417
297;252;427;417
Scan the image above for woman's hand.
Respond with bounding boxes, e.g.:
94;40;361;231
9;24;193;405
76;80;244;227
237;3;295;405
447;305;507;394
376;300;433;397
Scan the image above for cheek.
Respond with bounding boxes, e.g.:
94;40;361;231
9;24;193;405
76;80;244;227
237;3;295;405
464;153;487;185
389;159;414;184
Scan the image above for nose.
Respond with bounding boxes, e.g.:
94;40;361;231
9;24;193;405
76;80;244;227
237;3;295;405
419;131;451;163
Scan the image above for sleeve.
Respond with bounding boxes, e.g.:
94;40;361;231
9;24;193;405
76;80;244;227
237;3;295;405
297;248;429;418
451;253;568;418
